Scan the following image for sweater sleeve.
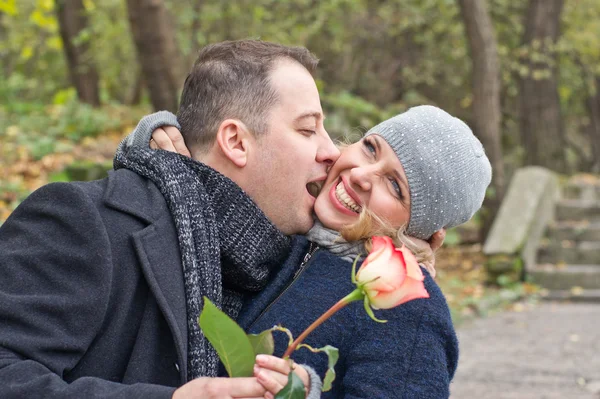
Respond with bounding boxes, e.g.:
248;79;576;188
115;111;180;157
0;183;175;399
335;277;458;399
303;364;323;399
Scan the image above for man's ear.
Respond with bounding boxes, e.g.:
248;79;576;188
214;119;253;168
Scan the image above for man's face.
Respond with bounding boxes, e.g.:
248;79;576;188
244;60;340;235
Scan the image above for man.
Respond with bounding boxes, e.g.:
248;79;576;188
0;40;339;398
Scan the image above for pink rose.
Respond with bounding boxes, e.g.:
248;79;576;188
355;236;429;309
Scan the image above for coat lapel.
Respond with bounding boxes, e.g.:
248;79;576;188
133;220;188;382
104;170;188;382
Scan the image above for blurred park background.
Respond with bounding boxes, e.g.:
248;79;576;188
1;0;600;322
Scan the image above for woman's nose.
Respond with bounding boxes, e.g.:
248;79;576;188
349;165;373;192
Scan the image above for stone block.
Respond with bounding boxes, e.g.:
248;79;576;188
548;221;600;242
556;200;600;221
484;167;559;274
530;264;600;290
538;241;600;264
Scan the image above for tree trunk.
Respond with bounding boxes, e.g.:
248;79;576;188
126;74;145;106
518;0;566;172
587;77;600;172
126;0;183;112
458;0;505;239
56;0;100;106
187;1;204;66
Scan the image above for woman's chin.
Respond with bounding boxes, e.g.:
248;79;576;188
314;210;349;232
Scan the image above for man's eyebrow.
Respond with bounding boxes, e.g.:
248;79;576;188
294;112;324;123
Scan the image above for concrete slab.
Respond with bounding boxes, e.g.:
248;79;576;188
451;303;600;398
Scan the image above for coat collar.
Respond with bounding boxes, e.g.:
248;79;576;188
103;169;164;224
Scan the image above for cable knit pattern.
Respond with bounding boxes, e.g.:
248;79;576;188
114;148;290;380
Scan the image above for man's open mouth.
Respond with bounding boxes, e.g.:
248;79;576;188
306;181;323;198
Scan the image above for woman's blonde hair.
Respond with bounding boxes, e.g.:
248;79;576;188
339;207;436;277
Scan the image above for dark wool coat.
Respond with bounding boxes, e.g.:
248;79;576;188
0;169;185;398
238;236;459;399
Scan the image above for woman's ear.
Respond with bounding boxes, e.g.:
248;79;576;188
214;119;252;168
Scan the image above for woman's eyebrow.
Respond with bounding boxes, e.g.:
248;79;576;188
372;135;410;192
393;169;409;191
372;135;382;153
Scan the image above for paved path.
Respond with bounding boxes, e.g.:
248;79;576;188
450;302;600;398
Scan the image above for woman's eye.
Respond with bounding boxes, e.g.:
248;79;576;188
390;178;402;198
363;139;376;154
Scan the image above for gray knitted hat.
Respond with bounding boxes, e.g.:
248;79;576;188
365;105;492;239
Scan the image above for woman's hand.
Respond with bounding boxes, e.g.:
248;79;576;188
253;355;309;399
406;228;445;277
149;126;191;157
429;228;446;252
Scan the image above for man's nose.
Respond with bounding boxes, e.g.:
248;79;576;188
316;131;340;166
349;165;373;192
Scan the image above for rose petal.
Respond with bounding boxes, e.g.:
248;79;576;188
357;236;406;286
377;276;429;309
371;236;393;252
399;245;424;281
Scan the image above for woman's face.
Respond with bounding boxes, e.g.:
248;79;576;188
314;134;411;231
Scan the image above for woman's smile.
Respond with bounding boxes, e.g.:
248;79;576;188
329;177;362;215
314;135;411;232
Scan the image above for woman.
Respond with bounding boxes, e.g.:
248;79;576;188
122;105;491;398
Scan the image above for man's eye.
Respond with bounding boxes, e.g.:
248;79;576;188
301;129;316;135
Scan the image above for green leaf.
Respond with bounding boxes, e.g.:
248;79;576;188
247;329;274;356
319;345;339;392
363;295;387;323
198;297;255;377
274;371;306;399
296;344;339;392
350;254;361;285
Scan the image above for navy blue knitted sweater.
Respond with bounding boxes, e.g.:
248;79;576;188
237;236;458;398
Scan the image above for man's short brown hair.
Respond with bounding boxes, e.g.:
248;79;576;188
178;40;319;152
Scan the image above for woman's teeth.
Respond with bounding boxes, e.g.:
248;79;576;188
335;182;361;213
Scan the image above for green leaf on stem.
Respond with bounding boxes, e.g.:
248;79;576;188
274;371;306;399
351;254;361;285
198;297;255;377
272;325;295;347
297;344;339;392
319;345;339;391
363;295;387;323
247;329;274;356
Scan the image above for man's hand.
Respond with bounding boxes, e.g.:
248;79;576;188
150;126;192;157
254;355;310;399
172;377;266;399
